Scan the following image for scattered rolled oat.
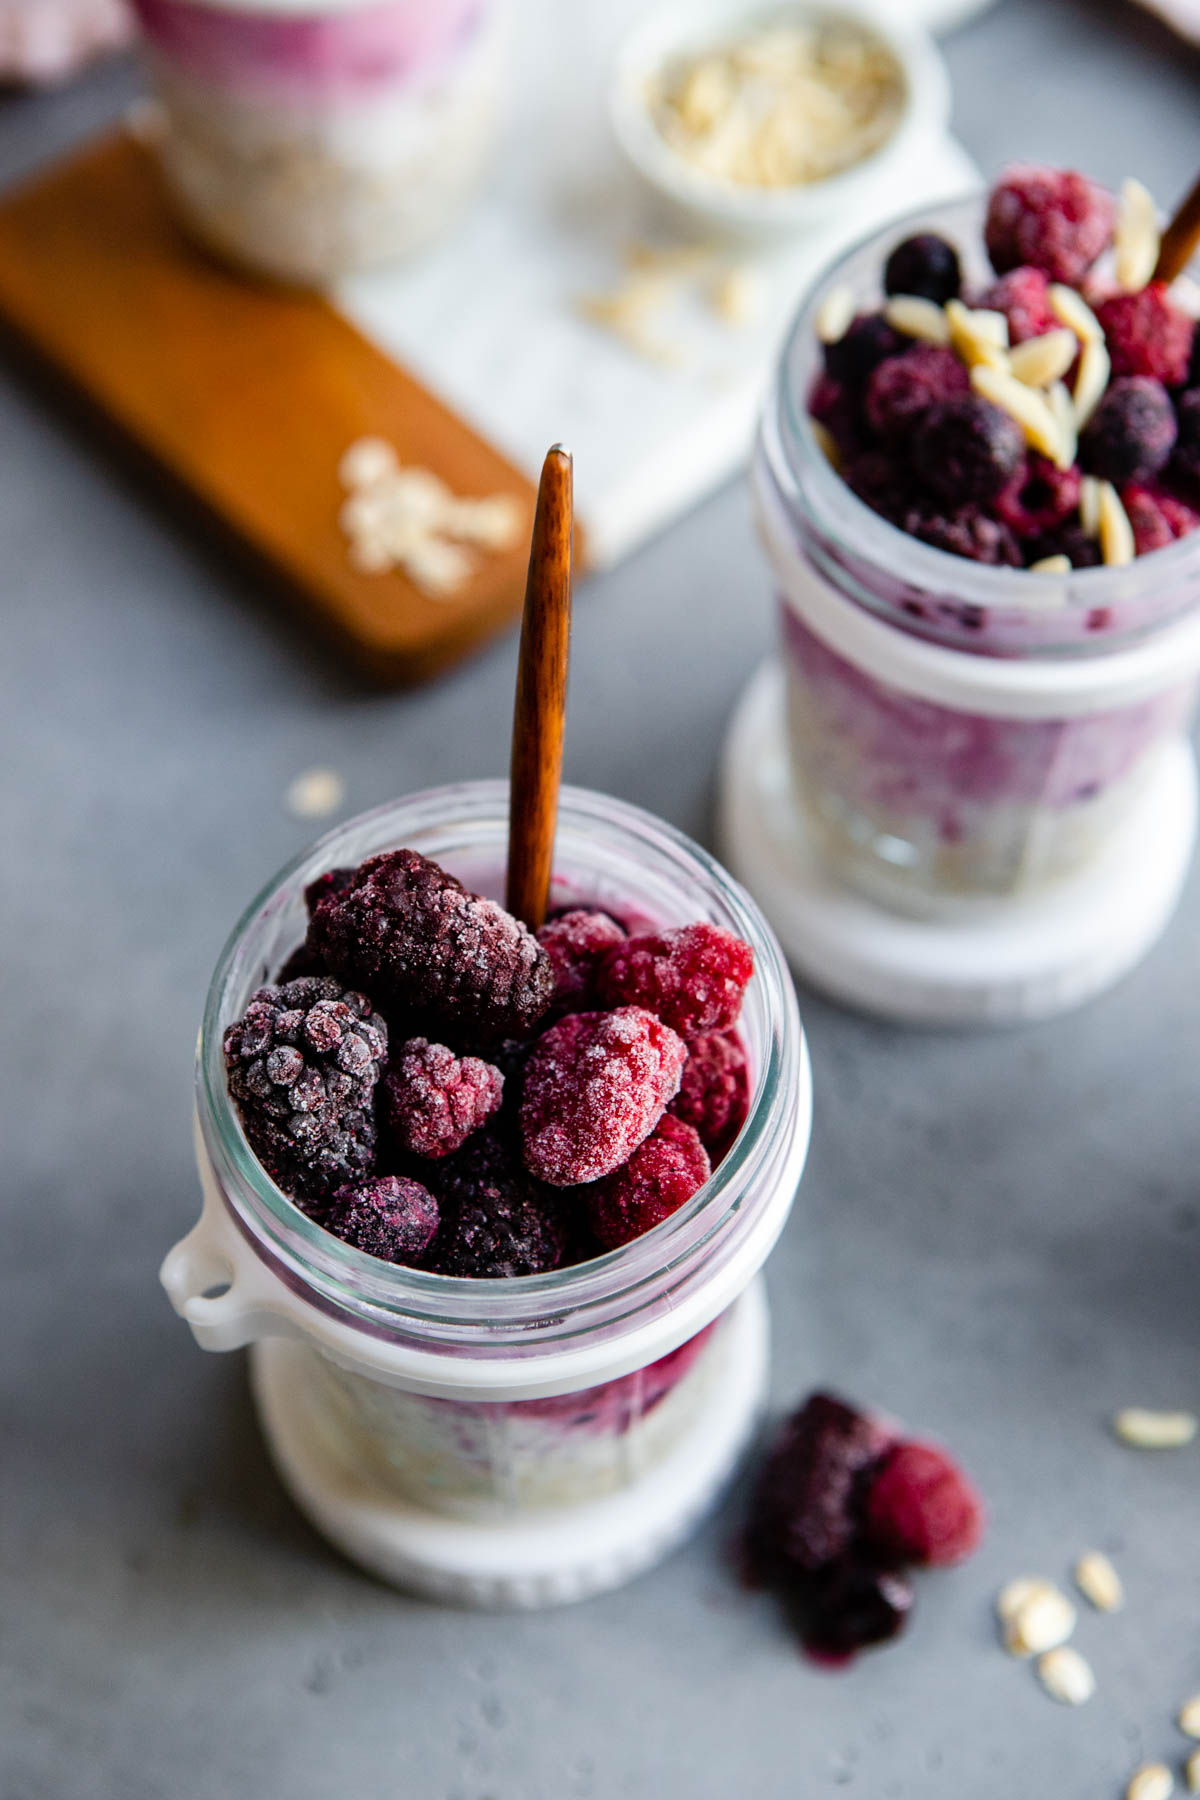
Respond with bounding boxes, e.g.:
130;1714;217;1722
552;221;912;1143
1003;1581;1077;1657
711;264;765;327
995;1576;1046;1625
884;294;951;346
645;19;904;190
1179;1696;1200;1739
1186;1747;1200;1795
816;284;856;345
1008;328;1077;389
1112;1409;1198;1450
1098;482;1136;566
338;436;397;490
337;437;523;597
1029;553;1071;574
284;768;345;821
1126;1764;1174;1800
1074;1550;1124;1613
1114;177;1161;295
1038;1645;1096;1706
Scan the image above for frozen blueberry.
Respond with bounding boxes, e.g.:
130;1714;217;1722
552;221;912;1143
883;232;961;306
912;396;1025;504
1080;376;1177;483
824;312;904;388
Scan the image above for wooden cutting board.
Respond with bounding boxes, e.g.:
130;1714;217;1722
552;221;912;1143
0;129;542;683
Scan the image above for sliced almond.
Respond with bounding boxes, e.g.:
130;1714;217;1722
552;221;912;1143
945;299;1009;370
1049;282;1104;343
1113;1407;1197;1448
1030;554;1071;574
1073;335;1112;430
1098;482;1136;566
1009;328;1078;389
1005;1583;1077;1656
811;420;842;469
971;363;1066;467
1127;1765;1174;1800
816;283;856;344
1080;474;1103;537
1048;381;1078;467
1038;1646;1096;1706
1074;1550;1124;1612
1115;177;1161;295
884;294;950;346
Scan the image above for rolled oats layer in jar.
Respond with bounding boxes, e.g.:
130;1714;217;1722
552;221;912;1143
132;0;508;283
755;193;1200;909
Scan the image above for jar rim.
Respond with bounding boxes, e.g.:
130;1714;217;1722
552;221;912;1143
197;781;810;1356
768;189;1200;648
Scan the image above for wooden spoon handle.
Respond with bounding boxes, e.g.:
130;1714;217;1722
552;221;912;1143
506;444;573;932
1155;170;1200;285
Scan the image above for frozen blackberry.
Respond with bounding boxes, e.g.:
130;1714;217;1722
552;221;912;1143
598;922;754;1040
307;849;554;1043
1096;283;1195;386
744;1393;895;1581
1025;524;1101;570
912;396;1025;504
324;1175;439;1264
984;165;1114;284
223;975;387;1204
1121;483;1200;555
823;312;903;389
996;455;1082;540
427;1132;566;1277
670;1030;750;1161
842;450;914;525
537;909;627;1012
883;232;961;305
304;867;356;915
795;1563;915;1662
809;373;862;459
585;1115;711;1251
865;344;969;441
980;266;1056;345
1171;388;1200;495
903;505;1021;566
1080;377;1177;484
520;1006;687;1187
381;1037;503;1160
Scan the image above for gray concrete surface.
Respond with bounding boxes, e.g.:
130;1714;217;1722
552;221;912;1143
4;3;1200;1795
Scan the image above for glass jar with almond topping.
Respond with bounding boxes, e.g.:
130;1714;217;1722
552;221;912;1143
131;0;509;284
755;193;1200;911
163;783;811;1607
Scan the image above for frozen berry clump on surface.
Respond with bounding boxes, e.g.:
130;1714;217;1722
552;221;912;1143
742;1391;983;1663
223;975;387;1205
381;1037;503;1160
808;164;1200;572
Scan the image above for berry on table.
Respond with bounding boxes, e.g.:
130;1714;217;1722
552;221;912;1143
744;1393;895;1580
796;1563;915;1663
865;343;969;440
824;312;904;388
980;265;1056;345
324;1175;439;1264
307;848;554;1042
598;922;754;1040
1080;376;1177;484
537;909;627;1012
912;396;1026;504
585;1114;711;1251
670;1029;750;1160
1096;283;1195;386
223;975;387;1204
381;1037;503;1160
985;165;1115;285
863;1440;984;1567
883;232;962;306
426;1132;567;1277
520;1006;687;1186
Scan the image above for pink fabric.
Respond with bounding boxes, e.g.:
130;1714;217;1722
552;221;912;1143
0;0;132;84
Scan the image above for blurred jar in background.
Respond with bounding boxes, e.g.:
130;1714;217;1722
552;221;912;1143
131;0;509;285
0;0;132;85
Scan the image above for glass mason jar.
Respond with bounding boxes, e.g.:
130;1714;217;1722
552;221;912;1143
130;0;509;284
164;782;811;1607
755;194;1200;913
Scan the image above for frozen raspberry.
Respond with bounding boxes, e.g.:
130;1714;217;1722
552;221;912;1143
381;1037;502;1160
307;849;554;1043
598;923;754;1040
824;312;904;388
744;1394;895;1581
324;1175;439;1264
1171;388;1200;495
1121;483;1200;555
863;1441;984;1567
1096;283;1195;386
427;1132;566;1277
842;449;913;524
586;1115;711;1251
537;910;627;1012
995;455;1082;539
912;396;1025;504
520;1006;686;1186
670;1030;750;1161
985;165;1114;284
902;506;1021;566
223;975;387;1203
865;344;969;440
979;266;1056;345
796;1563;915;1663
1080;376;1177;483
883;232;961;305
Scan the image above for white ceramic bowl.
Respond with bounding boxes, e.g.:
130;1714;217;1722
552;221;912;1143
609;0;951;240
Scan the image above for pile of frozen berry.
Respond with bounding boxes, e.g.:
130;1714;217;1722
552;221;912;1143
810;165;1200;569
223;849;755;1276
743;1392;983;1662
